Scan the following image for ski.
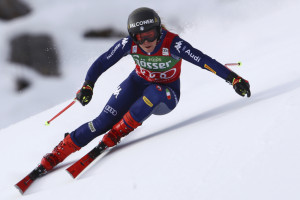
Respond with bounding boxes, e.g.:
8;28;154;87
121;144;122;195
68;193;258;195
15;165;47;194
66;141;107;179
15;142;107;193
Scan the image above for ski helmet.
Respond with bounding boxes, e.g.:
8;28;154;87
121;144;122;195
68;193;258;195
127;7;162;44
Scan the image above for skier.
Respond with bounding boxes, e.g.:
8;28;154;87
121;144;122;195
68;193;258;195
40;7;251;172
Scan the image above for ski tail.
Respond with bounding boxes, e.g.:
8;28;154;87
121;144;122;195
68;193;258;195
15;175;33;194
66;142;107;179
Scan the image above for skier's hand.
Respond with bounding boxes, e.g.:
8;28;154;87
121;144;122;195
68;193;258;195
226;72;251;97
233;77;251;97
76;81;94;106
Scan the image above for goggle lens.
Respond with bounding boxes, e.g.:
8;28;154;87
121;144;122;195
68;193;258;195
135;29;158;44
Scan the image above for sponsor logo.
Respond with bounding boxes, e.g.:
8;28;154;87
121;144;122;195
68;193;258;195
133;55;172;70
122;38;128;49
143;96;153;107
129;19;155;28
113;86;122;99
107;43;121;60
88;121;96;132
104;105;118;116
162;48;169;56
148;57;162;62
185;49;201;62
132;45;137;53
156;85;162;91
175;41;183;53
139;67;177;81
204;64;216;74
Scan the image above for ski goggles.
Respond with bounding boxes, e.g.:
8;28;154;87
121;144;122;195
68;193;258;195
134;28;158;45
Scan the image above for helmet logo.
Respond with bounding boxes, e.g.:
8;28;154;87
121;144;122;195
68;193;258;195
129;19;155;28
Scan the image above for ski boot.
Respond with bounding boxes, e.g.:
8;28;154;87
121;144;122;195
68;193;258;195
102;111;141;147
41;133;81;171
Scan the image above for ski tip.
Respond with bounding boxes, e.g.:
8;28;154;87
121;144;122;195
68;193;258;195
66;168;76;179
15;184;25;195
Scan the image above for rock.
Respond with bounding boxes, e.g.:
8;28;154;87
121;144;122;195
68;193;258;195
0;0;31;20
10;34;60;76
16;77;30;92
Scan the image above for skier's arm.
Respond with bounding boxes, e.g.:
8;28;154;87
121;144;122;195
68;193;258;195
170;36;233;79
170;36;251;97
76;37;132;106
85;37;132;84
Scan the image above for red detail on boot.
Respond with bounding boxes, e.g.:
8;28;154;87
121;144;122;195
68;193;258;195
41;134;81;171
102;130;121;147
102;112;141;147
123;112;141;129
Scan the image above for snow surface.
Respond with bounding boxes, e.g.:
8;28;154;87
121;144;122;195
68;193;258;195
1;0;300;199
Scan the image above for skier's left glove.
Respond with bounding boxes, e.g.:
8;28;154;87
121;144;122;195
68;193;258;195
76;81;94;106
226;72;251;97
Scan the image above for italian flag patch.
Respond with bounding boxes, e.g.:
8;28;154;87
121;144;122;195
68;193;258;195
166;88;171;100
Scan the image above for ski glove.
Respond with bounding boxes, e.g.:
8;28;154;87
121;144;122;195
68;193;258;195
226;72;251;97
76;81;94;106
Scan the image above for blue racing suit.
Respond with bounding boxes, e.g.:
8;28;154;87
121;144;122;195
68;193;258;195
70;29;233;147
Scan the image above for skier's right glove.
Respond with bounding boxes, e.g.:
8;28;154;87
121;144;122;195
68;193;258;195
76;81;94;106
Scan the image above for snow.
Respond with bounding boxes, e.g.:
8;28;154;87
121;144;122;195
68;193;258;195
1;0;300;199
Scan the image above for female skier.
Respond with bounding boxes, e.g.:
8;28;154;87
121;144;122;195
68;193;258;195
40;7;251;172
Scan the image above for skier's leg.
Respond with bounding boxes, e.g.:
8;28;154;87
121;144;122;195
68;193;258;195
129;83;180;122
70;73;146;147
102;81;180;147
39;73;145;171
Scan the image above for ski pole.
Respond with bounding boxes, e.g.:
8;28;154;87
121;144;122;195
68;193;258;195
225;61;242;67
45;98;77;126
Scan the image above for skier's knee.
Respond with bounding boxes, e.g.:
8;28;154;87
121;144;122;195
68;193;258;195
142;85;164;107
